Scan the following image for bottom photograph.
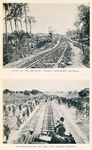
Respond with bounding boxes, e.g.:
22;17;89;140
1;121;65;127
3;79;89;144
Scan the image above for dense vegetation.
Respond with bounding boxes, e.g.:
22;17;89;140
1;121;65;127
3;89;42;95
61;88;89;117
3;3;58;65
66;4;90;45
3;3;90;67
66;4;90;67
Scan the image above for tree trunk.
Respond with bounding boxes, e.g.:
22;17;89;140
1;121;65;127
5;9;9;62
24;6;29;50
14;19;17;31
20;17;22;31
7;9;13;33
29;21;31;34
24;6;28;33
17;20;19;32
10;20;13;33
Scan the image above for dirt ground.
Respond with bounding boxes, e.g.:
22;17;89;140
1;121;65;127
66;42;86;68
4;39;87;69
5;100;89;144
4;39;60;68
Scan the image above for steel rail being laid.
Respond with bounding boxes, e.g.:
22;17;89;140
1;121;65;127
41;100;55;134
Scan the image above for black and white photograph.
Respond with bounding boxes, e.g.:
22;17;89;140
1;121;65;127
3;3;90;68
3;79;89;144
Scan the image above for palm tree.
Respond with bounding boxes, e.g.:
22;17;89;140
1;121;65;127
4;3;36;63
24;4;29;33
26;16;36;34
17;3;28;31
24;4;30;50
14;3;25;32
3;4;8;61
4;3;19;32
6;3;13;33
18;7;23;31
4;3;13;32
6;3;24;32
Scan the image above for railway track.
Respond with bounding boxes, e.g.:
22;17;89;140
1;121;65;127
20;38;60;68
6;99;88;144
12;102;44;144
12;101;55;144
41;101;55;134
10;99;87;144
21;37;68;68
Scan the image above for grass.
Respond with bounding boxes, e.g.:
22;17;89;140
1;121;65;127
3;93;32;105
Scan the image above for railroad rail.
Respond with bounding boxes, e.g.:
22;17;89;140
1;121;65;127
12;102;44;144
21;37;68;68
41;101;55;134
16;100;55;144
26;39;61;68
11;100;77;144
53;44;67;68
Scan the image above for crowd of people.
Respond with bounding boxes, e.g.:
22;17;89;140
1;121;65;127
3;94;89;144
57;97;89;120
3;98;40;143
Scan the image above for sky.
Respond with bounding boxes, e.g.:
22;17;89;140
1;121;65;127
28;3;79;34
3;79;89;92
3;3;85;35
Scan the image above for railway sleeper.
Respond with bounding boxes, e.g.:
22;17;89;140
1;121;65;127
42;127;54;130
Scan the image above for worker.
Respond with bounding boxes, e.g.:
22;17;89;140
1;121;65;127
16;115;22;128
76;109;79;120
22;111;26;122
54;117;66;136
26;108;29;117
3;124;10;143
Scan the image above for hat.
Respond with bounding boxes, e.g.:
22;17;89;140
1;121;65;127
29;128;34;135
60;117;64;122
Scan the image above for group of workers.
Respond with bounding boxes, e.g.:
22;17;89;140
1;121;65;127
3;99;40;143
3;96;78;144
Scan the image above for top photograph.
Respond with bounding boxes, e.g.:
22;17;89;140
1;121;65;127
3;3;90;68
